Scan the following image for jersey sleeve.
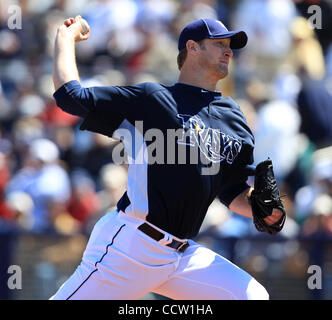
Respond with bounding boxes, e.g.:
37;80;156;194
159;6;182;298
53;80;146;137
217;141;254;208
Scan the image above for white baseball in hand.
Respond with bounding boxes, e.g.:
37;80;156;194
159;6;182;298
63;16;90;41
78;17;89;35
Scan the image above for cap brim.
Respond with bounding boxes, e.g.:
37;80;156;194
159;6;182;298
209;30;248;49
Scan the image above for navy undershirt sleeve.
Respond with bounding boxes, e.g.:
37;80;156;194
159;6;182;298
218;142;254;207
53;80;146;137
53;80;91;117
218;181;251;208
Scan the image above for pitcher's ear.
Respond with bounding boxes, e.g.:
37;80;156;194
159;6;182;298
186;40;200;55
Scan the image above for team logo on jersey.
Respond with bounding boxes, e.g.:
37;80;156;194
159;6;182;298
176;114;242;164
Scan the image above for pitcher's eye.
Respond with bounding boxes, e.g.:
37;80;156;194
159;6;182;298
216;42;227;48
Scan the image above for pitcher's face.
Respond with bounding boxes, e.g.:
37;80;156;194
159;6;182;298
197;38;233;80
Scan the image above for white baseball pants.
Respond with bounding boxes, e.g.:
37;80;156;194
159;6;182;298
50;210;269;300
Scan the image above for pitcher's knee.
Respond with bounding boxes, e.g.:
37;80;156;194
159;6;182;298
245;278;269;300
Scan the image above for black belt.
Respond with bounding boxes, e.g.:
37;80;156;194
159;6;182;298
138;223;189;253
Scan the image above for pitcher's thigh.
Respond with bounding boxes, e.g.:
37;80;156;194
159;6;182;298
50;211;177;300
153;245;269;300
50;257;155;300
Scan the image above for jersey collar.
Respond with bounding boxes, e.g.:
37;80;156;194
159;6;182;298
174;83;222;99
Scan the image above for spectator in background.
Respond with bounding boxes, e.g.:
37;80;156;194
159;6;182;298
232;0;297;83
284;14;332;150
5;139;71;233
294;148;332;223
300;193;332;237
67;169;100;229
79;133;118;182
5;191;34;231
0;150;14;221
253;99;302;182
294;0;332;57
288;16;325;81
97;163;128;213
82;163;127;234
297;75;332;149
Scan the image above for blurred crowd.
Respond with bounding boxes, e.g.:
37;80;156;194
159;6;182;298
1;0;332;298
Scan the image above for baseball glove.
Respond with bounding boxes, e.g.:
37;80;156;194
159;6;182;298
249;158;286;235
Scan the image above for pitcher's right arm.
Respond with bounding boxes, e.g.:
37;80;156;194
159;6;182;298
53;16;90;91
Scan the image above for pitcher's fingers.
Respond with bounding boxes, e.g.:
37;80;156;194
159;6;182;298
64;18;74;27
263;215;272;225
80;29;90;40
264;211;282;225
271;210;283;220
74;15;82;22
266;216;280;225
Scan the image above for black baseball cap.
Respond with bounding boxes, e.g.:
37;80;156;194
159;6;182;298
178;18;248;51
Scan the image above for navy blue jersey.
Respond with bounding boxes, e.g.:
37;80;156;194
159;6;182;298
54;80;254;239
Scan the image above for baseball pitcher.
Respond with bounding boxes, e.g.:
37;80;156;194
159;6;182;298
50;16;286;300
